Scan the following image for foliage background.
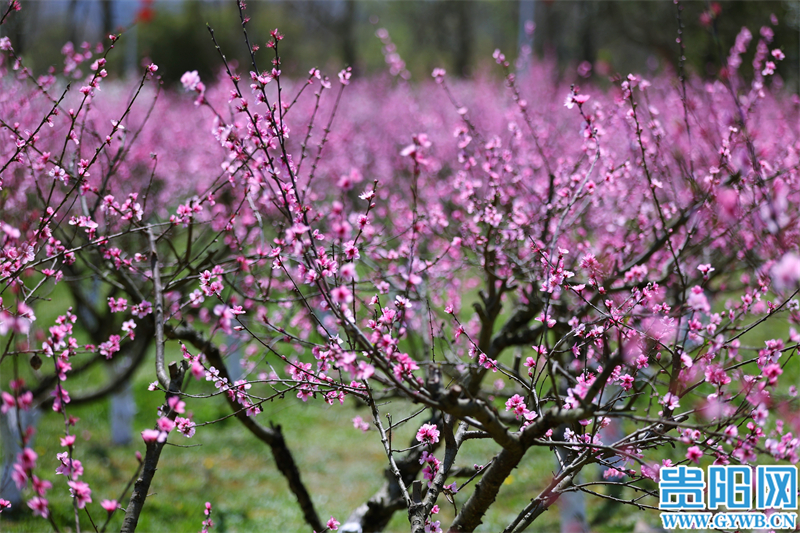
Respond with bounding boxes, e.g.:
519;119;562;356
3;1;800;89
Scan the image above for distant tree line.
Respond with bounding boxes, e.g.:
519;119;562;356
2;0;799;89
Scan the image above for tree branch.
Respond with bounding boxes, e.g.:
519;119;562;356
164;323;324;533
148;229;170;389
120;360;187;533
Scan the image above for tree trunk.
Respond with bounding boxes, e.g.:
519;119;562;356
340;0;357;72
101;0;114;37
454;1;472;77
517;0;535;73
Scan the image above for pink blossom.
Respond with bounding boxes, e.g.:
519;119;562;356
191;361;205;380
157;416;176;433
564;91;590;109
200;270;224;297
419;451;441;484
201;501;215;532
416;423;440;445
31;476;52;497
175;416;196;438
121;320;136;338
343;241;360;260
16;391;32;411
660;392;680;411
18;448;37;470
355;361;374;380
327;516;340;531
168;396;186;414
352;416;370;433
640;462;661;482
101;499;118;513
340;262;357;281
618;374;634;391
99;335;121;359
108;297;128;313
141;429;162;443
1;392;15;414
0;312;30;335
686;446;703;464
27;496;49;518
772;253;800;291
12;464;28;489
331;285;353;305
51;386;71;413
55;452;83;479
131;301;153;318
763;363;783;385
686;286;710;314
181;70;202;91
697;263;714;277
67;480;92;509
425;520;442;533
505;394;529;420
